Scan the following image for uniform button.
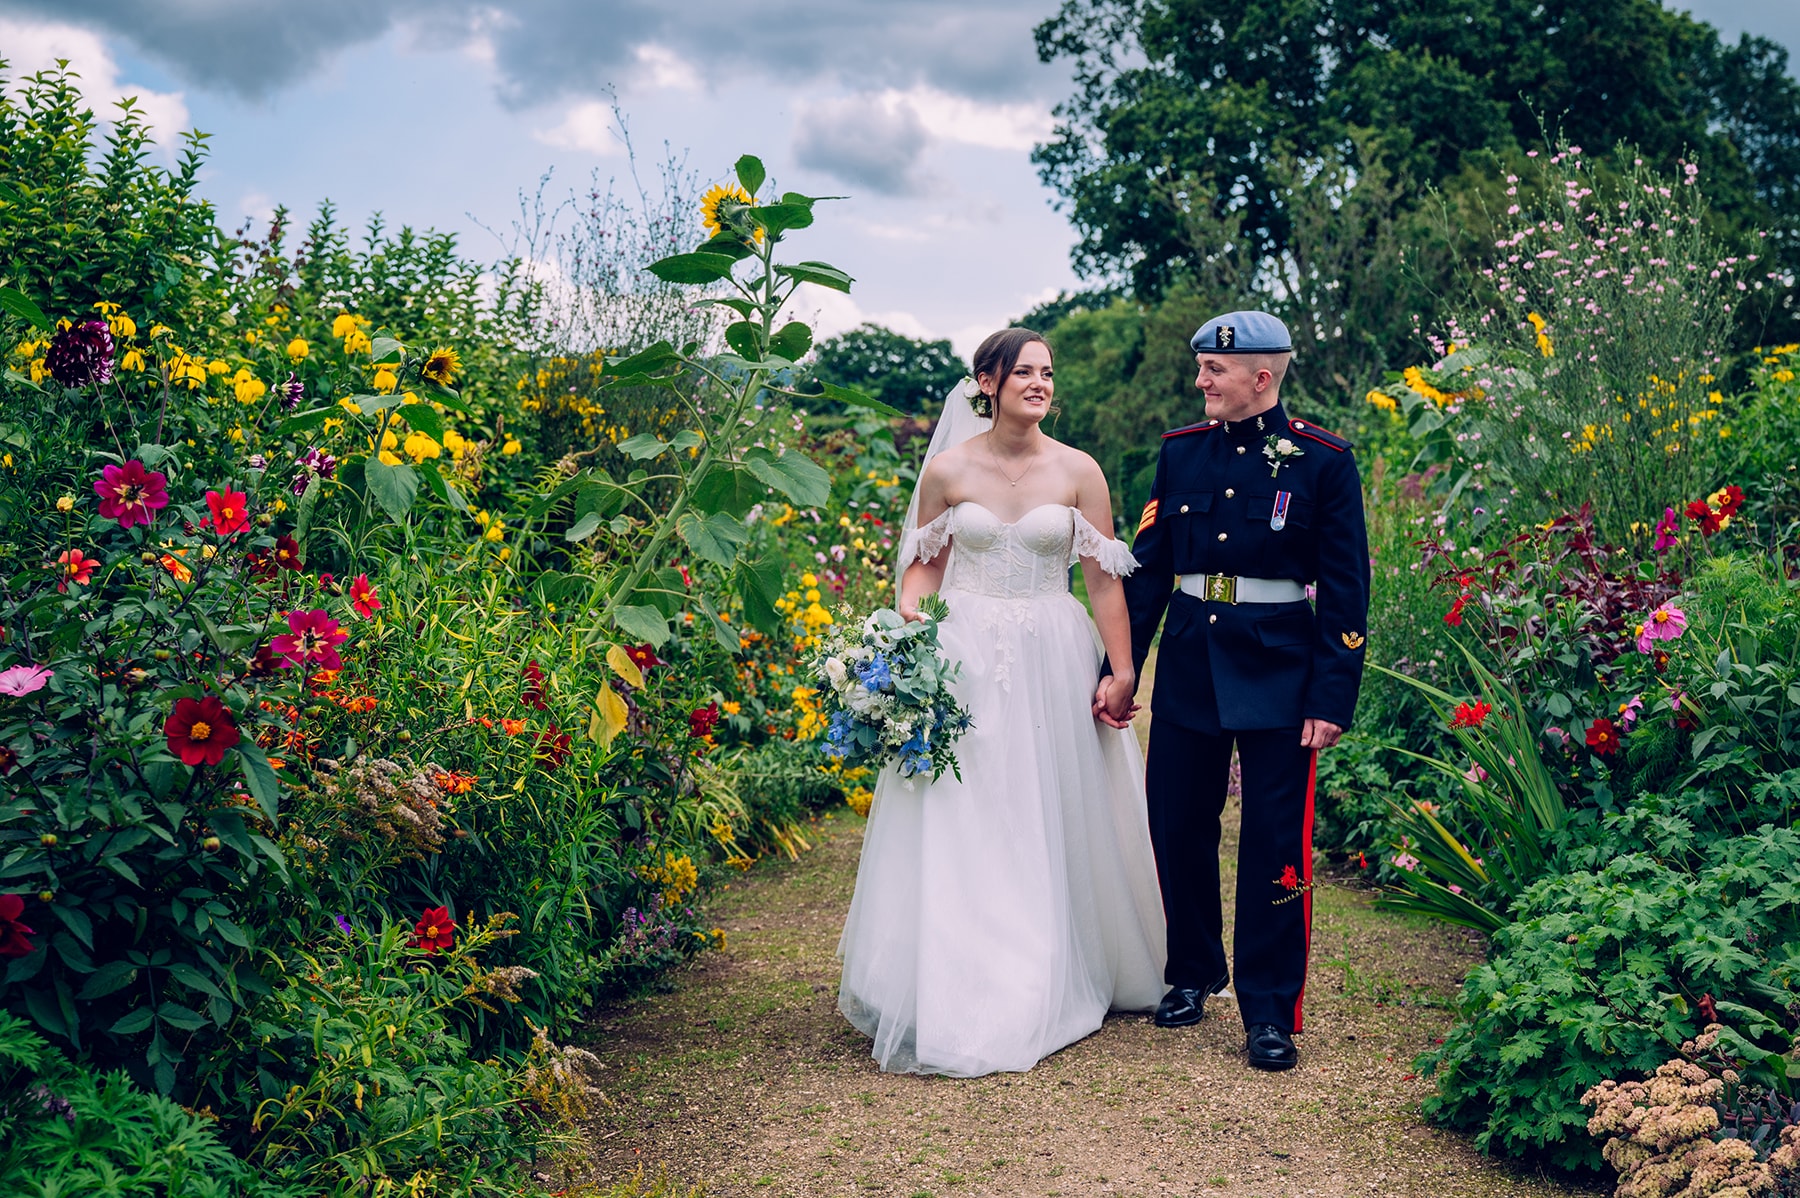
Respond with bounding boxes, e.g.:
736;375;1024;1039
1180;504;1190;514
1224;488;1235;499
1217;532;1228;541
1208;614;1217;624
1236;446;1246;455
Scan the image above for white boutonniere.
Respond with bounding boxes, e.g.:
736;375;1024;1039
1263;435;1305;478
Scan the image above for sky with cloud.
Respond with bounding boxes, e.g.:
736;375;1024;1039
2;0;1796;357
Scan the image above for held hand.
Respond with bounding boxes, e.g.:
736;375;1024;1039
1301;718;1344;750
898;601;927;624
1093;673;1140;728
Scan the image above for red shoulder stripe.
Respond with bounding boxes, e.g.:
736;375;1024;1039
1162;420;1221;440
1288;420;1349;451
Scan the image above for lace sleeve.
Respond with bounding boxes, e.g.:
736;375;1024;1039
1071;509;1139;577
898;507;955;570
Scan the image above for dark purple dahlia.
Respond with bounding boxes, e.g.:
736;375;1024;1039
45;320;115;387
278;371;304;411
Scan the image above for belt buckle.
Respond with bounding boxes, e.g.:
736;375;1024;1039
1207;574;1238;604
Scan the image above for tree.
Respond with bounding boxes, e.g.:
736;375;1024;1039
1033;0;1800;376
806;323;966;415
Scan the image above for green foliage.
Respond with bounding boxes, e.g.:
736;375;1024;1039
0;61;232;338
805;323;965;415
0;1011;297;1198
1033;0;1800;351
1417;826;1800;1171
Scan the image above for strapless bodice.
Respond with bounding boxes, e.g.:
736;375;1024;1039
899;503;1138;600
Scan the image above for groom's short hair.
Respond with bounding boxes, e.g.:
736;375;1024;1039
1247;351;1292;390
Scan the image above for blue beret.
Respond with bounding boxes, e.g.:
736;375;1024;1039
1190;310;1292;355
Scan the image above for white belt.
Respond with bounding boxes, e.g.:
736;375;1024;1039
1178;574;1307;604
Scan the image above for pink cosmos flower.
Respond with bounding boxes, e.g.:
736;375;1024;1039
1617;696;1644;729
1652;507;1680;553
93;460;169;530
0;665;53;697
1635;602;1687;653
1393;852;1420;872
268;609;349;671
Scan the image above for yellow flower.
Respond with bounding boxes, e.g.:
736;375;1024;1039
148;323;172;340
442;428;467;458
484;520;506;542
338;398;363;415
700;182;761;242
331;313;360;339
501;438;521;455
168;351;207;390
1365;388;1396;413
323;417;344;434
286;338;309;360
421;347;460;386
120;348;146;372
159;552;192;584
228;426;245;444
722;701;741;715
55;494;74;513
400;391;418;406
403;430;441;462
372;366;398;394
233;368;266;405
801;572;818;587
344;329;372;355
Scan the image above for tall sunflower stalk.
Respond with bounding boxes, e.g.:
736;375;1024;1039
543;155;899;651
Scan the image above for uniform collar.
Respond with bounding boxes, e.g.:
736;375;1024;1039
1220;401;1285;442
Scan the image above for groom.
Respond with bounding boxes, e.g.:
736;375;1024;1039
1114;310;1368;1071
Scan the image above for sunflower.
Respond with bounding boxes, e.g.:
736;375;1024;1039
421;347;461;386
700;183;761;243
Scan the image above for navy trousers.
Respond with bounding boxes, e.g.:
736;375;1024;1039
1145;719;1317;1033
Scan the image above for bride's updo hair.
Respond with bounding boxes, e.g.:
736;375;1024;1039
970;327;1049;418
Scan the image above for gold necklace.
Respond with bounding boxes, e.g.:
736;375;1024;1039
988;435;1040;487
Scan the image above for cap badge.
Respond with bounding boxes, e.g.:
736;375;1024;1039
1342;632;1365;650
1217;325;1235;349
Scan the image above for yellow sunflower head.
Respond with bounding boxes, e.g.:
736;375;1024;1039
421;347;461;386
700;183;761;243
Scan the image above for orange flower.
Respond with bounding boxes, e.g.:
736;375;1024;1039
55;548;99;592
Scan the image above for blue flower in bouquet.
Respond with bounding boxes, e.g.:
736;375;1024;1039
858;655;893;692
823;708;857;758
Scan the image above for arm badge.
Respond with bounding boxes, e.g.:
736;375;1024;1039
1341;632;1365;650
1137;499;1159;533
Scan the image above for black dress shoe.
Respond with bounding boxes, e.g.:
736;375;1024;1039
1154;973;1230;1028
1246;1023;1298;1070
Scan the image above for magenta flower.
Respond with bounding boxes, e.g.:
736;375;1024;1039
93;460;170;529
0;665;52;698
1392;852;1420;872
268;609;349;671
1652;506;1680;553
46;320;115;387
1635;602;1688;654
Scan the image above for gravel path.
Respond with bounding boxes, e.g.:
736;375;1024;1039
570;802;1604;1198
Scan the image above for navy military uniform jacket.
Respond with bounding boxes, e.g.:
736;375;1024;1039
1124;401;1369;733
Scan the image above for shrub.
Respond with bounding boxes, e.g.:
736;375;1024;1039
1416;825;1800;1170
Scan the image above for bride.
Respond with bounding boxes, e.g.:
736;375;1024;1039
836;327;1168;1076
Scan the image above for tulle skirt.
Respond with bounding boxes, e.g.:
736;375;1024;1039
836;587;1168;1076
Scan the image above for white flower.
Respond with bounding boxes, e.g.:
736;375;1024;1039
824;657;847;686
1275;438;1298;455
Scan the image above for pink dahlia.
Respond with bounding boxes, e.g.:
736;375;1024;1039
268;609;348;671
93;460;169;530
1635;602;1687;654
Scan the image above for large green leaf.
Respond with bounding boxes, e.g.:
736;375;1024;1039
616;433;670;460
769;321;813;361
565;512;604;542
724;320;763;360
819;380;906;419
417;461;468;512
369;336;404;365
396;401;444;440
734;553;786;634
276;406;336;436
754;202;816;238
612;604;670;647
774;260;854;292
647;252;740;285
743;446;832;507
693;593;741;654
236;742;281;823
363;456;419;523
0;286;50;330
735;154;766;196
691;464;766;517
677;510;750;568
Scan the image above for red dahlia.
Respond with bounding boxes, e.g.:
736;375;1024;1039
0;893;34;958
165;695;241;767
409;905;455;954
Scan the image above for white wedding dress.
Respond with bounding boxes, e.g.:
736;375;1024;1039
836;500;1169;1076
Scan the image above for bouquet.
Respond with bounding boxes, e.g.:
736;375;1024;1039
810;594;972;780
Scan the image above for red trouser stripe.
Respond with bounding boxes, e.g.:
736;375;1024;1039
1293;750;1318;1033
